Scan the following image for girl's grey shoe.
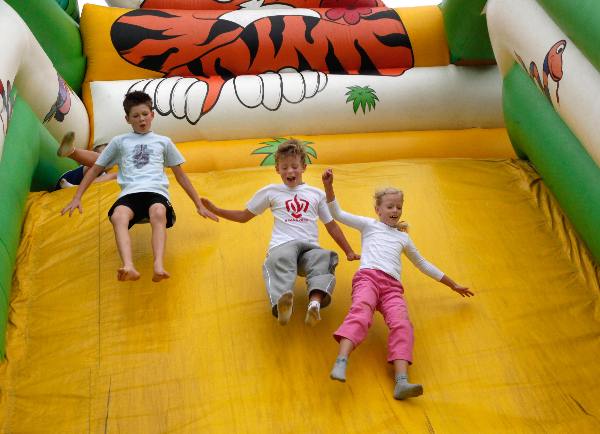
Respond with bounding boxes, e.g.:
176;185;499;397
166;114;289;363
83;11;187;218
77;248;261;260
393;379;423;400
330;357;348;382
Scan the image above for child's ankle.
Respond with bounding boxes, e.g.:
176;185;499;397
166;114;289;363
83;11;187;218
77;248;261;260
395;373;408;383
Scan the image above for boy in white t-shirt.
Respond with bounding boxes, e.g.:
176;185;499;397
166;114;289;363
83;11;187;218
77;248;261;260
202;139;359;326
62;91;217;282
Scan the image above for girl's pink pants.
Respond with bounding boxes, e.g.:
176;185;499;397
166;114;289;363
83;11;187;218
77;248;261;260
333;268;414;363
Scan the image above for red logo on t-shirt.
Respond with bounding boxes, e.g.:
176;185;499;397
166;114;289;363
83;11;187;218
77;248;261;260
285;195;309;219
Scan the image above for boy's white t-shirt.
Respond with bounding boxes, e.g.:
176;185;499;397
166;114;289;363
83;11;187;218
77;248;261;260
246;183;333;250
95;131;185;200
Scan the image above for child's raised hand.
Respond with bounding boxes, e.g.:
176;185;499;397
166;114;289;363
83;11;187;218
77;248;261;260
451;284;474;297
346;251;361;261
322;168;334;187
61;198;83;216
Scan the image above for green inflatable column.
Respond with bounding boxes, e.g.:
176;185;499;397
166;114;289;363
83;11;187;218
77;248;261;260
439;0;495;64
504;64;600;262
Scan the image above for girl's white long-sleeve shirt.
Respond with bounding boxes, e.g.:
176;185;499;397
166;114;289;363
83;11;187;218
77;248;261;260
328;199;444;282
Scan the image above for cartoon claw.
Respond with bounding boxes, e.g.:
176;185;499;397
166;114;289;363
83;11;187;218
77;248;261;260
261;72;283;110
234;68;327;110
281;71;305;103
185;80;209;123
234;75;264;108
128;77;210;124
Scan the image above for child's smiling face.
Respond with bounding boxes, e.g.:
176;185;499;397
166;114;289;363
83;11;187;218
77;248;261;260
375;193;404;227
276;154;306;188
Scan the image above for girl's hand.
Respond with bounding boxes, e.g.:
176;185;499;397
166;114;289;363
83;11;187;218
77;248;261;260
61;198;83;216
322;168;334;187
452;284;474;297
346;251;361;261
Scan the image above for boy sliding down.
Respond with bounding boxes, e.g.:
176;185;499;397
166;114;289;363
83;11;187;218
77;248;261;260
62;91;217;282
202;139;359;326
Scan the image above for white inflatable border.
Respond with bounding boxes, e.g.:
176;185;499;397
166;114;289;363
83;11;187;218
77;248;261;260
90;65;504;145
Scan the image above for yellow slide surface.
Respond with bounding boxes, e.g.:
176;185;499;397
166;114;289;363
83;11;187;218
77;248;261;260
1;159;599;433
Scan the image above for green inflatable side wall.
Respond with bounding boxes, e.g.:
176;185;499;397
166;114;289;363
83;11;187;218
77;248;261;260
537;0;600;73
439;0;495;64
504;64;600;262
0;0;84;356
0;97;76;356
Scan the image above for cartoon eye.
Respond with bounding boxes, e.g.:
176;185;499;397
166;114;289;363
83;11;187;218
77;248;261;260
556;42;566;54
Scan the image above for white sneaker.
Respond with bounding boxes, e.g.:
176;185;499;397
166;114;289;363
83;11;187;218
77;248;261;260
277;292;293;325
59;178;75;189
304;300;321;326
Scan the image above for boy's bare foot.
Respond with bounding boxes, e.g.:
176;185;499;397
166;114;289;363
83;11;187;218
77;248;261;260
277;292;293;325
152;270;170;283
117;267;140;281
57;131;75;157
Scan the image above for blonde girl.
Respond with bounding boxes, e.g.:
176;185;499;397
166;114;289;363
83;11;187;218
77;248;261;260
322;169;473;400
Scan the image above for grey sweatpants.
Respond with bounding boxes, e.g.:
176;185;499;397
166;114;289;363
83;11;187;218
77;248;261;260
262;240;339;316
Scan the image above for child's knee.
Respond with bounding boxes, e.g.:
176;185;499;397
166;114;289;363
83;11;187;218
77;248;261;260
149;203;167;222
110;207;132;225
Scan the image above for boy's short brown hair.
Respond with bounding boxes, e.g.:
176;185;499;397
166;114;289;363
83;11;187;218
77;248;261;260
123;91;153;116
274;139;307;165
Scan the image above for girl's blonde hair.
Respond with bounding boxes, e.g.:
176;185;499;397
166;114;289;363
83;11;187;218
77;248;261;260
373;187;409;232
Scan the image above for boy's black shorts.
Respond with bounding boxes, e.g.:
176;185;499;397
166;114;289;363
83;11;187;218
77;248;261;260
108;192;176;229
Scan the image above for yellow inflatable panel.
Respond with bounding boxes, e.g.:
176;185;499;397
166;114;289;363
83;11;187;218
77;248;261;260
1;159;598;432
177;128;514;172
398;6;449;66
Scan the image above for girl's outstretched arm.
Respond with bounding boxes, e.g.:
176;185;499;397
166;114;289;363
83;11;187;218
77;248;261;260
323;169;370;231
324;221;360;261
439;275;474;297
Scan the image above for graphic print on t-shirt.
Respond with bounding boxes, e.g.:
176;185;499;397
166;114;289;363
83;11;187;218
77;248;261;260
133;144;152;169
285;194;309;221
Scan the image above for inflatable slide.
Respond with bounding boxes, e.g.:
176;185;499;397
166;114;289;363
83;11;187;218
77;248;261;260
0;0;598;431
